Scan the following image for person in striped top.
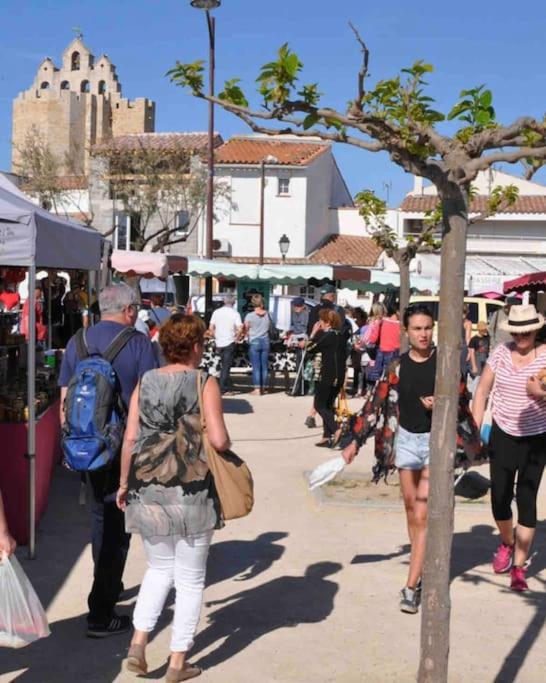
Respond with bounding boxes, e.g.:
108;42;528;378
473;304;546;592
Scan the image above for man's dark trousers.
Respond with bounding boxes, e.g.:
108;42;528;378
218;343;236;393
87;467;130;626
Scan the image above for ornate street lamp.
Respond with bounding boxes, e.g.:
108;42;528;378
279;234;290;263
191;0;220;7
190;0;221;323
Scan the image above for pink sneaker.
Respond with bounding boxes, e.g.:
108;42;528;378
492;542;514;573
510;566;528;592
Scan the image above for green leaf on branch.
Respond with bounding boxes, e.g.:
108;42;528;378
303;113;319;130
448;84;496;134
218;79;249;107
256;43;303;106
167;60;205;94
298;83;322;106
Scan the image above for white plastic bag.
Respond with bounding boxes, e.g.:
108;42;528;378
308;456;346;490
0;554;50;648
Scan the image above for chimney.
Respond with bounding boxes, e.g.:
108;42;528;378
413;175;424;195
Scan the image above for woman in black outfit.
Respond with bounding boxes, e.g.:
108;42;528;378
307;308;346;447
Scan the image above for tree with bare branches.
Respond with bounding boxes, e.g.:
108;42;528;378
169;23;546;683
14;126;93;226
94;138;230;252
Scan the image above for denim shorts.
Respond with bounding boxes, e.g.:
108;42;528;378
394;425;430;470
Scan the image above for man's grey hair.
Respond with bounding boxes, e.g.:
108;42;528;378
99;283;138;315
223;294;236;307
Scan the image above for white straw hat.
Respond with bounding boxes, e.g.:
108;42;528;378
499;304;544;333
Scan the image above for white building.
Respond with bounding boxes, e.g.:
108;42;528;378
393;169;546;294
211;135;354;259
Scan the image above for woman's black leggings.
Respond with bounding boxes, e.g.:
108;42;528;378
489;422;546;529
314;382;341;438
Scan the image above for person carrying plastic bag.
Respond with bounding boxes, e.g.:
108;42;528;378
0;488;50;648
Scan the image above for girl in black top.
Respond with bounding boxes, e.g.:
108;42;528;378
307;309;346;447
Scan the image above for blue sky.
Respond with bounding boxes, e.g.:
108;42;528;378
1;0;546;205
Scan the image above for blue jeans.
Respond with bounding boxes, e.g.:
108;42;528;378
249;337;270;389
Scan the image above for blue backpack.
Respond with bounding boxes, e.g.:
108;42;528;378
61;327;136;472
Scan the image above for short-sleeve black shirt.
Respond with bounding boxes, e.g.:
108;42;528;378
398;349;436;433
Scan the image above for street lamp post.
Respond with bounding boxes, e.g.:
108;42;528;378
190;0;221;322
259;155;278;265
279;234;290;263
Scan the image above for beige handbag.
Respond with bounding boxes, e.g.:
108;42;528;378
197;372;254;520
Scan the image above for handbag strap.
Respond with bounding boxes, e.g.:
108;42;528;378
196;370;207;433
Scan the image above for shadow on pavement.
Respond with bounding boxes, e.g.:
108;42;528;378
207;532;288;586
221;398;254;414
351;545;410;565
192;561;342;671
0;466;130;681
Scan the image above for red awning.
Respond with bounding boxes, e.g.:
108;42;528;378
503;271;546;293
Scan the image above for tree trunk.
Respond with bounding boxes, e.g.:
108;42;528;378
418;185;468;683
398;257;410;353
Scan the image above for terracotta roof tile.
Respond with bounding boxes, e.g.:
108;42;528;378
215;137;330;166
400;194;546;215
92;132;223;153
308;235;382;266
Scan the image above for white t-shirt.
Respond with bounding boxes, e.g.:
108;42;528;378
210;306;242;348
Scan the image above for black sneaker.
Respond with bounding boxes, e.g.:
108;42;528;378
415;579;422;608
305;416;317;428
86;614;131;639
399;587;419;614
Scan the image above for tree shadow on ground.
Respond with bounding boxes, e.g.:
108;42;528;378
0;466;148;681
351;545;410;565
192;561;342;671
456;522;546;683
220;398;254;414
207;532;288;586
1;612;128;682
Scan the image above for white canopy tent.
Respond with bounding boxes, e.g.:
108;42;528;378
0;182;103;557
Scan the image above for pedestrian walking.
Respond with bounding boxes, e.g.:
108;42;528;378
343;304;482;613
307;309;346;448
366;303;400;382
208;295;243;395
244;294;271;395
473;304;546;592
306;284;346;336
149;294;171;326
58;283;157;638
468;321;491;393
350;308;368;396
116;314;230;681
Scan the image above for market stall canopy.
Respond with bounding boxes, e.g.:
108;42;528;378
503;271;546;294
0;183;102;270
111;252;437;292
112;250;188;279
415;254;546;296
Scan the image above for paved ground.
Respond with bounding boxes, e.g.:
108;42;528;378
1;387;545;682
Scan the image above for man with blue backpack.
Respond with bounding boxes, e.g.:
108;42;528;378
58;283;157;638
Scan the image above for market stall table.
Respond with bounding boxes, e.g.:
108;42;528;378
0;399;60;544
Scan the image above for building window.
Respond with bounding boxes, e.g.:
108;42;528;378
71;51;80;71
60;80;70;90
114;211;130;251
278;178;290;196
40;82;50;90
81;80;90;93
98;80;106;94
298;285;318;301
174;210;189;236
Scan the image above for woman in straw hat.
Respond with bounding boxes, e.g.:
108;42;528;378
473;304;546;592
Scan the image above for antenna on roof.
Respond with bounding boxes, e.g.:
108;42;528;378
72;26;83;40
